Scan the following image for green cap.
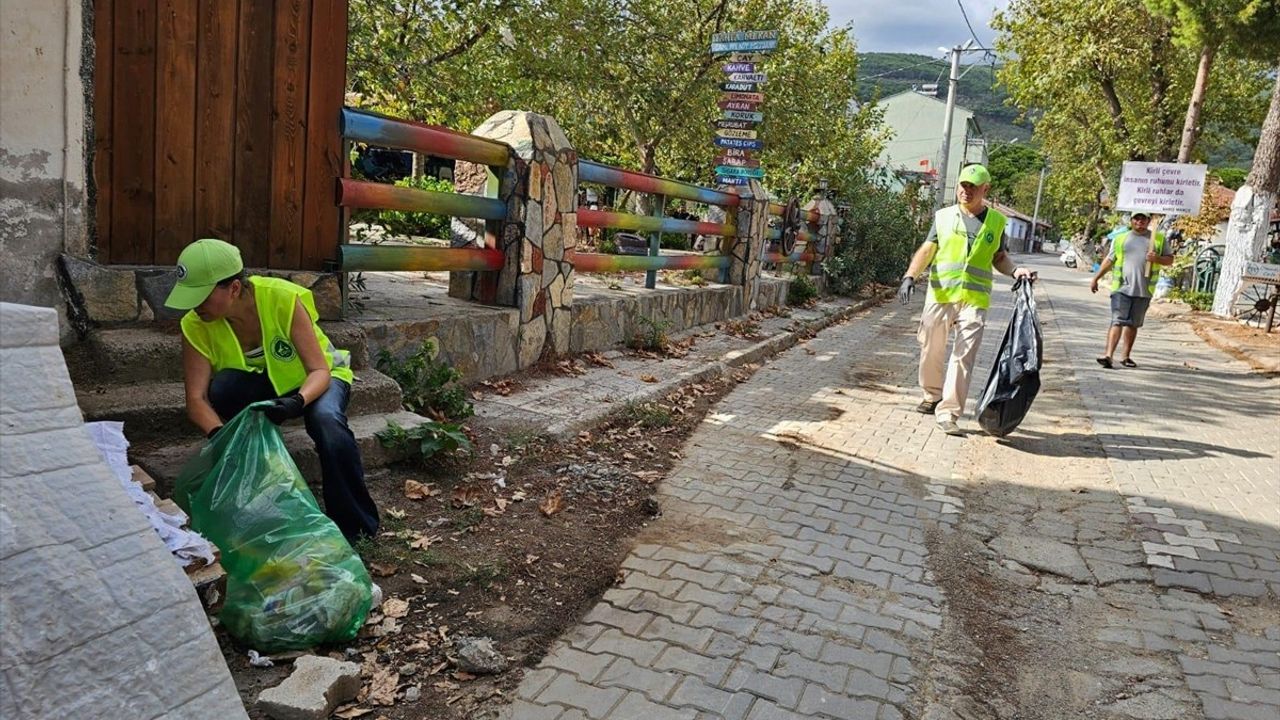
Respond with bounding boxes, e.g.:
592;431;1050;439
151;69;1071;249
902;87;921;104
164;238;244;310
958;164;992;186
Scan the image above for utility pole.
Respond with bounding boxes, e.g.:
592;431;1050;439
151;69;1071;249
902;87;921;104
1029;164;1047;253
934;44;964;213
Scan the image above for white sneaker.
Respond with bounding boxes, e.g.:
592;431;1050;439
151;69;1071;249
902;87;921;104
370;582;384;609
937;419;963;436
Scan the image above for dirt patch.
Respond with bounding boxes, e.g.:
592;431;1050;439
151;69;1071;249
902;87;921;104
1188;315;1280;374
220;376;742;719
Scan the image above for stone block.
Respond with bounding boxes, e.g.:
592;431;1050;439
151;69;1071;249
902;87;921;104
306;274;343;321
136;269;186;321
60;255;139;322
256;655;362;720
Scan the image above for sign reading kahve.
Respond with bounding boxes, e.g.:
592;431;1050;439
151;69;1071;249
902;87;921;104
710;30;777;187
1116;161;1207;215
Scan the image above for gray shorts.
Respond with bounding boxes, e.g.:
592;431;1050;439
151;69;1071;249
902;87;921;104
1111;292;1151;328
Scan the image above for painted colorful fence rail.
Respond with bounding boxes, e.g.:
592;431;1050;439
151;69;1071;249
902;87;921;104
336;108;512;273
575;160;741;287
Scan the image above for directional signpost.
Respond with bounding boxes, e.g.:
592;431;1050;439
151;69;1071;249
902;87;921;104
709;30;778;186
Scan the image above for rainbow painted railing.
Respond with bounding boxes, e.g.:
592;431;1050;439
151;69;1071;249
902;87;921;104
337;108;509;272
575;160;740;286
764;201;825;270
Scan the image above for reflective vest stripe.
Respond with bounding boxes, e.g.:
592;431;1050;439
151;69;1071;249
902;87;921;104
1111;230;1166;293
926;205;1006;310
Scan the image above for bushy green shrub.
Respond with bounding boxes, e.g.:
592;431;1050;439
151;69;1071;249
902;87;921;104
375;176;454;239
787;273;818;306
823;183;928;296
376;338;474;420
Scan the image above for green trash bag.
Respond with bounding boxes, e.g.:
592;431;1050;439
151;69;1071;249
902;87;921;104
173;403;372;651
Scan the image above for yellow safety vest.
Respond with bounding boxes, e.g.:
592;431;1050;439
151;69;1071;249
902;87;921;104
1111;230;1167;294
181;276;353;395
928;205;1006;310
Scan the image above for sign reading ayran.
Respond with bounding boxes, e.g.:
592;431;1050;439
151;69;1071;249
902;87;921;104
1116;161;1207;215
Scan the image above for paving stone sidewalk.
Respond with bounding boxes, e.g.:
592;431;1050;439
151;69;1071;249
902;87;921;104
496;256;1278;720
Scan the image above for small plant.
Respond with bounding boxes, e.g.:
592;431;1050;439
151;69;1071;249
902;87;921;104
377;338;474;419
629;314;673;352
598;236;620;255
377;419;473;460
453;506;486;531
353;536;400;566
788;273;819;306
683;269;708;286
459;560;507;587
1169;288;1214;311
623;401;674;429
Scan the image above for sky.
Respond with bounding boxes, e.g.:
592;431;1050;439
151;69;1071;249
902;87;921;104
825;0;1008;55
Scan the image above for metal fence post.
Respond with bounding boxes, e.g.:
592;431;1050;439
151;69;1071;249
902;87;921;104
646;195;666;289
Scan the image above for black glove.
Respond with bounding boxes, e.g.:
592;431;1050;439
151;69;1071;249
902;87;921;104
206;425;223;440
897;277;915;305
255;393;306;425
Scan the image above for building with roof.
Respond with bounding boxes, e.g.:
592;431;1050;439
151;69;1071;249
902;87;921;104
876;88;988;203
990;201;1054;253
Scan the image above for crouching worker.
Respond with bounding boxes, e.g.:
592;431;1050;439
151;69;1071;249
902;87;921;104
164;238;380;542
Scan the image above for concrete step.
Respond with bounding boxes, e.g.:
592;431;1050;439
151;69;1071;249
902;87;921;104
132;409;429;498
68;322;374;386
76;368;405;443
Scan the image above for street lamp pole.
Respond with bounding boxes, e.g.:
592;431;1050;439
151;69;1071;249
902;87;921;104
1030;164;1047;252
934;44;963;213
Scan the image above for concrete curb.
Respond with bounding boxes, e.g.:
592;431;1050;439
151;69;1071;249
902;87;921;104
1190;320;1280;374
544;290;893;438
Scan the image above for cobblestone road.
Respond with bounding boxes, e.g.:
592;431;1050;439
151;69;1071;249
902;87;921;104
500;257;1279;720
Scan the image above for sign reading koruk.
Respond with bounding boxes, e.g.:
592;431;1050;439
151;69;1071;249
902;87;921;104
1116;161;1208;215
711;30;777;187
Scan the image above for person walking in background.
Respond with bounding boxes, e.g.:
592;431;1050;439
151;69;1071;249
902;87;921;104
1090;212;1174;368
897;164;1034;436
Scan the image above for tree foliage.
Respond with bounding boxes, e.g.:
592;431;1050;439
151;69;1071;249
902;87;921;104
992;0;1272;239
1144;0;1280;62
987;142;1044;204
347;0;885;205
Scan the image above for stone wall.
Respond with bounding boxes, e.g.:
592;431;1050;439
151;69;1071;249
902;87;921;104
58;255;344;333
1;0;90;342
0;303;247;719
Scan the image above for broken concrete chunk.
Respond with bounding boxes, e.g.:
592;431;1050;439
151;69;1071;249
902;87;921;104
256;655;361;720
987;534;1093;584
453;635;509;674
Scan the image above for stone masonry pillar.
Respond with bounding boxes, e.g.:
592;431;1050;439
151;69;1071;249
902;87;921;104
805;196;838;273
725;179;769;313
458;111;577;366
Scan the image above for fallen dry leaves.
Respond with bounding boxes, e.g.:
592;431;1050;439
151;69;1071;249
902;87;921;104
363;667;400;706
538;490;564;517
382;598;410;619
639;374;659;383
403;480;439;500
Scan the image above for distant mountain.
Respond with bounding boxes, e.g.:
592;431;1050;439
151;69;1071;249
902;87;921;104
856;52;1032;143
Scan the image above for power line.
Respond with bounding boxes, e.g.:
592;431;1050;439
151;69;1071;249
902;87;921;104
956;0;983;49
861;55;948;81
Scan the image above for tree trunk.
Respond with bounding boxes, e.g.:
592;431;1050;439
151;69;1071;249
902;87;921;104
1212;71;1280;317
1177;44;1216;163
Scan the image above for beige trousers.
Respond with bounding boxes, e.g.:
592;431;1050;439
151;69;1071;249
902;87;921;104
917;299;988;422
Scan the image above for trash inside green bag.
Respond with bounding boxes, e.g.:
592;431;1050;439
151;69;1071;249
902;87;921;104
174;403;371;651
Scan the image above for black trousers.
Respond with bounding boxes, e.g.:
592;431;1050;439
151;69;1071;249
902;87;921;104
208;369;380;543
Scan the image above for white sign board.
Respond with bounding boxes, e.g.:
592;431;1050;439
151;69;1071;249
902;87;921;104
1116;161;1207;215
1243;262;1280;285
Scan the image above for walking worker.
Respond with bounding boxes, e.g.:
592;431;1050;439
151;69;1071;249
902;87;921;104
1089;211;1173;368
897;164;1034;436
164;238;380;542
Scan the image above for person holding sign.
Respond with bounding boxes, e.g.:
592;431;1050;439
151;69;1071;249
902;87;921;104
1089;212;1174;368
897;164;1034;436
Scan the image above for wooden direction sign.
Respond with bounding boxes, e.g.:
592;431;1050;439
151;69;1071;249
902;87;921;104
720;81;759;92
722;62;756;73
716;175;751;186
717;99;761;112
711;30;780;44
715;119;758;130
726;52;764;62
711;30;779;55
718;147;754;158
714;155;760;168
722;91;764;103
722;109;764;122
727;72;767;84
716;128;758;140
714;137;765;150
716;165;765;178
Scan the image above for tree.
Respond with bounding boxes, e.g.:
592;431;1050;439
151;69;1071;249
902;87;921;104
992;0;1271;248
987;142;1044;204
1144;0;1280;162
1211;73;1280;317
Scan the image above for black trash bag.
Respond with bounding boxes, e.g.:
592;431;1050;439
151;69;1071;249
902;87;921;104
976;278;1043;437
